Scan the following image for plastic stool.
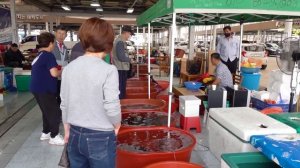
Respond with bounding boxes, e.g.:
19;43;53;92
180;115;201;133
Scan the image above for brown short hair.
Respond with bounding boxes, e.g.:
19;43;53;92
38;32;55;48
79;17;114;53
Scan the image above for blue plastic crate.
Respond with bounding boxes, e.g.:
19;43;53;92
184;81;202;91
251;97;295;112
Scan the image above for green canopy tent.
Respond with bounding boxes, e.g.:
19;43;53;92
137;0;300;127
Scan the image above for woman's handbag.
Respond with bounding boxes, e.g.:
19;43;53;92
58;144;70;168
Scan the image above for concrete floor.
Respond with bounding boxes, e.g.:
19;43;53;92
0;58;279;168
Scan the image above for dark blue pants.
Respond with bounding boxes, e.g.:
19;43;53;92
67;125;116;168
118;70;128;99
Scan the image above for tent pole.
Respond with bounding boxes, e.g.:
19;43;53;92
238;21;244;74
204;24;208;72
148;23;151;99
137;27;139;78
167;12;176;128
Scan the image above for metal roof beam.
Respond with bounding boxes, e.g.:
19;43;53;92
22;0;51;11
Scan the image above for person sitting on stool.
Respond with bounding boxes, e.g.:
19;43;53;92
211;53;233;88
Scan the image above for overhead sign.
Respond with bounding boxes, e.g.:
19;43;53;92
0;6;12;44
16;14;44;21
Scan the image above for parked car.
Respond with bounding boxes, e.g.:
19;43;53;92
126;41;136;54
19;35;77;52
241;43;268;70
265;43;282;56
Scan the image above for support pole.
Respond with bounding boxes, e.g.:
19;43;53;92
188;25;195;60
10;0;18;43
49;21;54;33
148;23;151;99
238;21;244;73
212;25;217;51
204;24;208;72
45;22;49;32
167;13;176;127
136;26;139;78
27;23;31;36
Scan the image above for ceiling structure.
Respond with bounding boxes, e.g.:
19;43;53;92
20;0;158;15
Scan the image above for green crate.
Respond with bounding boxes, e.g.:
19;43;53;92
269;112;300;133
221;152;280;168
15;75;31;92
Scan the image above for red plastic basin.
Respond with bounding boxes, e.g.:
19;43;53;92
126;87;158;99
156;80;169;91
127;81;155;87
120;111;175;131
144;161;203;168
121;99;166;112
156;95;178;113
117;127;196;168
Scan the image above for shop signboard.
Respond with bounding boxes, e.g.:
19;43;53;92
0;6;12;44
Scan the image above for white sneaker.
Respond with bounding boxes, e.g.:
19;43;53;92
40;133;51;141
49;134;65;146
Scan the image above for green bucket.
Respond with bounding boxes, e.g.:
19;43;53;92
15;75;31;92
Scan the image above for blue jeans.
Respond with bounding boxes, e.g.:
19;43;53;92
67;125;116;168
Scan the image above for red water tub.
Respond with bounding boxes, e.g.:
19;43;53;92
126;87;158;99
127;81;156;87
144;161;203;168
156;95;179;113
117;127;196;168
120;111;175;131
156;80;169;91
121;99;166;112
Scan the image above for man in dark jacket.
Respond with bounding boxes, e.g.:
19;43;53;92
4;43;25;67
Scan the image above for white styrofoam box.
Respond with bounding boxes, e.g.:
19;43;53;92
179;95;201;117
221;158;230;168
208;107;296;160
252;91;270;101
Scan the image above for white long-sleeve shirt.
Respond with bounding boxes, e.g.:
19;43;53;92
217;36;240;62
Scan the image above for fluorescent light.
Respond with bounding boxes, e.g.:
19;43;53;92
61;5;71;11
96;8;103;12
127;8;134;13
90;0;100;7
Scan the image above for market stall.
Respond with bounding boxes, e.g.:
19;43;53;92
137;0;300;127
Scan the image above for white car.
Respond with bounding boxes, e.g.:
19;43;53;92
126;41;136;54
241;43;268;70
19;35;77;52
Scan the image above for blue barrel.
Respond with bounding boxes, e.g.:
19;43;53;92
241;73;261;91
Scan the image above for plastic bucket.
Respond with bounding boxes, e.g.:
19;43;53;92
241;73;261;91
144;161;203;168
121;99;166;112
15;75;31;92
117;127;196;168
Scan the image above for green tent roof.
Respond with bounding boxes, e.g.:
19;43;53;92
137;0;300;26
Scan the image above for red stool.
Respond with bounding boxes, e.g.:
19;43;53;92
180;115;201;133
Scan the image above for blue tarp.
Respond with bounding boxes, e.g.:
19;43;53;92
251;134;300;168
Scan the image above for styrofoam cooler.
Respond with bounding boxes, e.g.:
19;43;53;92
208;107;296;161
179;95;201;117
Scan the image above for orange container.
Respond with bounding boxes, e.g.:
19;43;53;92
120;111;175;131
144;161;203;168
121;99;166;112
117;127;196;168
